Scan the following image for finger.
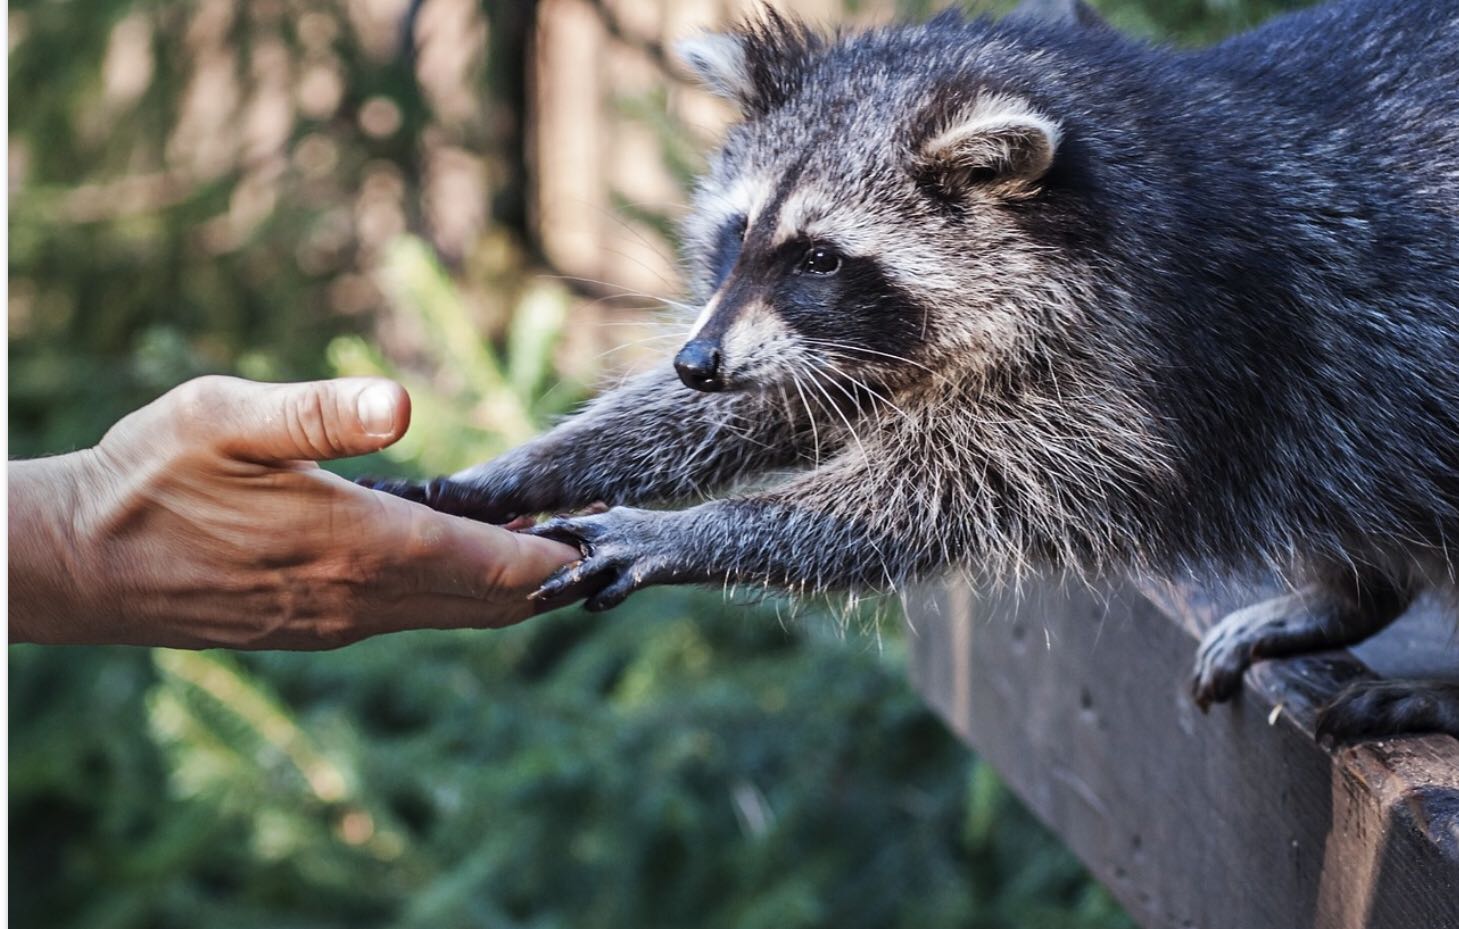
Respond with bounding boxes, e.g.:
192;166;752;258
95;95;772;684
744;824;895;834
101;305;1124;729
210;591;542;647
170;375;412;463
370;591;547;634
390;502;581;599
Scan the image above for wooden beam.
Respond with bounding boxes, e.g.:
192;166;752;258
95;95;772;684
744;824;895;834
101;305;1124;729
906;579;1459;929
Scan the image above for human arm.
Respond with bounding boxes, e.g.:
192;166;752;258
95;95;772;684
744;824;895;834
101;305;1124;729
8;376;579;649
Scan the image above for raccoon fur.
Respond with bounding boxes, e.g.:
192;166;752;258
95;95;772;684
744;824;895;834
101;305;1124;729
365;0;1459;742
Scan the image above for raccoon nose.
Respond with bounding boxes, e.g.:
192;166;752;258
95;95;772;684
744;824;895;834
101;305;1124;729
674;339;724;392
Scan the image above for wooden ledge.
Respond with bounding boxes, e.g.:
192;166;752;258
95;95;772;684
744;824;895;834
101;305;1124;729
906;579;1459;929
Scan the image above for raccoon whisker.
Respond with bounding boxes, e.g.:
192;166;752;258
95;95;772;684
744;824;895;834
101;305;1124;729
574;297;685;320
583;199;681;269
602;246;685;295
785;368;824;467
602;328;690;344
612;195;692;211
793;341;939;368
797;358;899;588
803;342;959;391
815;359;915;422
565;294;676;310
595;317;688;328
806;358;879;421
796;339;940;375
805;361;909;477
533;272;653;295
799;358;871;463
603;222;677;272
574;302;664;322
773;383;800;453
596;332;694;360
533;273;695;313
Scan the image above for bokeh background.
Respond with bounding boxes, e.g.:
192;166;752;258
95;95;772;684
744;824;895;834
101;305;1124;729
10;0;1308;925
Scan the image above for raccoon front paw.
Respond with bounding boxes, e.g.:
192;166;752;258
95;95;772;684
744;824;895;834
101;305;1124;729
1315;680;1459;745
357;475;528;524
525;507;695;612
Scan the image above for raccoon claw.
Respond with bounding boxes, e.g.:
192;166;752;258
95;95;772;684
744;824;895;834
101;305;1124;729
1190;618;1260;711
356;475;523;524
524;508;686;611
1314;681;1459;746
529;559;597;603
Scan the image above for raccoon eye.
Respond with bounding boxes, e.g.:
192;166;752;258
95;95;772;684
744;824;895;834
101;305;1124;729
798;246;842;276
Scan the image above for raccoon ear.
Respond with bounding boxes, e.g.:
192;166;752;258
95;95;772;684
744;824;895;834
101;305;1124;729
675;13;825;117
675;33;758;105
914;105;1061;197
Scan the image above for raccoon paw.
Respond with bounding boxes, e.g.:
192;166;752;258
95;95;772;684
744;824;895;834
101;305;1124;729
356;475;526;525
1191;595;1295;710
1190;591;1336;711
1315;680;1459;745
1190;584;1408;713
525;507;691;611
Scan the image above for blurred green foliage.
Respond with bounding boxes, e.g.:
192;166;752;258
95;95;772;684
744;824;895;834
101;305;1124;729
12;601;1133;929
11;0;1310;925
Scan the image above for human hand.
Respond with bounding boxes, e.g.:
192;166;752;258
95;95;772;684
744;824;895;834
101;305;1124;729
8;376;580;649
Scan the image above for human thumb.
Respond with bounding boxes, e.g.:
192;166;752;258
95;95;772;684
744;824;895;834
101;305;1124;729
208;376;411;463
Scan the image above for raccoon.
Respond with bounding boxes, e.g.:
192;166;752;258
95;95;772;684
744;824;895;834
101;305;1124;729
365;0;1459;742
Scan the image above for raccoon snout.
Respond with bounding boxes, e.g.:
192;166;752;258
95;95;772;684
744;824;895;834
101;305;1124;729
674;339;725;392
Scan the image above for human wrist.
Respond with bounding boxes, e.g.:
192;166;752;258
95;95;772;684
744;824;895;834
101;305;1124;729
8;450;105;643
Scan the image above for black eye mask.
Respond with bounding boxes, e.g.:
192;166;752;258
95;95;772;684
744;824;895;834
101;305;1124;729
709;215;748;290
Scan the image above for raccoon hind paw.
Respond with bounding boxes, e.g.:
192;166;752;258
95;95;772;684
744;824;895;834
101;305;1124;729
1315;680;1459;745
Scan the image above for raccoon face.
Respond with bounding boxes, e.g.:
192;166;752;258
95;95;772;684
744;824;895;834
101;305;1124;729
672;15;1068;395
674;197;926;394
